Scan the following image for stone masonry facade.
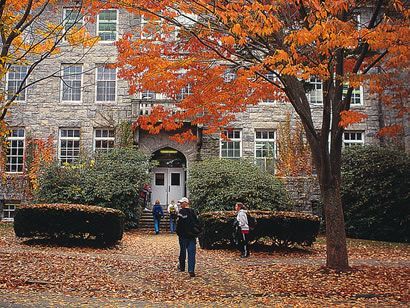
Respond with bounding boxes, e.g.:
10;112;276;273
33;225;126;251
1;5;405;218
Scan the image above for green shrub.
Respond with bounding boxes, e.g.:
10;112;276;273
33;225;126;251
14;204;125;246
341;146;410;242
188;158;291;213
36;148;152;228
198;210;320;249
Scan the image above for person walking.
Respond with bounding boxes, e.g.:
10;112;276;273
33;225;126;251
176;197;201;277
235;202;250;258
152;200;164;234
167;200;179;233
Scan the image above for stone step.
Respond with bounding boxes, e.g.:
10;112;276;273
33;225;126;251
138;208;176;231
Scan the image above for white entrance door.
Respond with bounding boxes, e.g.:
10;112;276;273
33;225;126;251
151;168;185;205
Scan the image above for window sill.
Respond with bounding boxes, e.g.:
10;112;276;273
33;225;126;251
5;173;24;176
60;101;83;104
95;101;117;104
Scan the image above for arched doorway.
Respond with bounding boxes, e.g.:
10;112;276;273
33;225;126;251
150;147;187;205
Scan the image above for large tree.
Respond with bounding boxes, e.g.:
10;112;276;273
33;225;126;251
114;0;409;270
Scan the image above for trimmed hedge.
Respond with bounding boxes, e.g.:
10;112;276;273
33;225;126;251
14;204;125;246
341;145;410;242
188;158;291;213
198;210;320;249
36;148;152;228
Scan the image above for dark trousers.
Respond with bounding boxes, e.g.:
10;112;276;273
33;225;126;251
178;237;196;273
238;231;249;256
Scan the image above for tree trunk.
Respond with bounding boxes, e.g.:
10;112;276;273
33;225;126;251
321;179;349;271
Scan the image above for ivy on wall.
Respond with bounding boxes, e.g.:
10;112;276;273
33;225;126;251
117;121;134;148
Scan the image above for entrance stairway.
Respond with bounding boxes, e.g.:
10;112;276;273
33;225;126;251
138;205;173;233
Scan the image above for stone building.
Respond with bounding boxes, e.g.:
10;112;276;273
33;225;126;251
0;6;405;220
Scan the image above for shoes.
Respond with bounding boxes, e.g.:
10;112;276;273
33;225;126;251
189;272;196;277
240;254;250;258
177;263;185;272
155;231;159;235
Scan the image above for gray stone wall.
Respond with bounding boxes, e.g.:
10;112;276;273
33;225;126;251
279;177;321;215
2;6;403;209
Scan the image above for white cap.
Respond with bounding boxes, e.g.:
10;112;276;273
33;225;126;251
178;197;189;203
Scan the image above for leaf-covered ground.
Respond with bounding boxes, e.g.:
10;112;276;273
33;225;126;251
0;223;409;307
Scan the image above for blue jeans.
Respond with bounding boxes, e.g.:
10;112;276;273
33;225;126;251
154;217;161;233
178;237;196;273
169;216;177;233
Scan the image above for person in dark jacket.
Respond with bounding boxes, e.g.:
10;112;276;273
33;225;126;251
152;200;164;234
176;197;201;277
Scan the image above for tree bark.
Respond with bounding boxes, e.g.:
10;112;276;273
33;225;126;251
320;178;349;271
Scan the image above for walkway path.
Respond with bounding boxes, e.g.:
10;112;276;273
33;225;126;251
0;225;409;306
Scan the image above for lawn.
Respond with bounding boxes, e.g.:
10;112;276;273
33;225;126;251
0;222;409;306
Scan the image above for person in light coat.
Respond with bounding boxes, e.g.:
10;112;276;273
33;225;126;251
235;202;250;258
167;200;179;233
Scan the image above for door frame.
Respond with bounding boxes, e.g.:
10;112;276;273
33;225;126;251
151;167;186;205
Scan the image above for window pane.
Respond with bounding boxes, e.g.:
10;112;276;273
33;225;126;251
7;66;28;101
98;10;117;41
6;129;25;173
155;173;165;186
171;173;180;186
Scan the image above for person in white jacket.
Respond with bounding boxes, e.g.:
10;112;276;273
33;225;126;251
235;202;250;258
167;200;179;233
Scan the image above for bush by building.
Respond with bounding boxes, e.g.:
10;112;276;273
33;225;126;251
188;158;291;213
35;148;152;228
198;210;320;249
341;146;410;243
14;203;125;246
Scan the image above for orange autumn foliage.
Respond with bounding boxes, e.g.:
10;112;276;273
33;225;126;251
339;110;369;128
25;136;55;192
276;114;313;177
111;0;409;143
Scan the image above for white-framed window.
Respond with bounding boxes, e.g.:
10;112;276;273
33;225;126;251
94;129;115;152
343;84;363;106
6;128;25;173
59;128;80;163
1;201;19;222
61;64;82;102
307;77;323;105
7;66;28;101
63;7;83;34
255;130;276;173
176;84;192;100
343;131;364;148
220;129;242;159
98;9;118;42
96;66;116;102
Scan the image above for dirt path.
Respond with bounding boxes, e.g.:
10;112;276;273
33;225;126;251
0;226;409;306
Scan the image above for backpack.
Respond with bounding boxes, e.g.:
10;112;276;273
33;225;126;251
169;205;178;218
247;213;257;231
